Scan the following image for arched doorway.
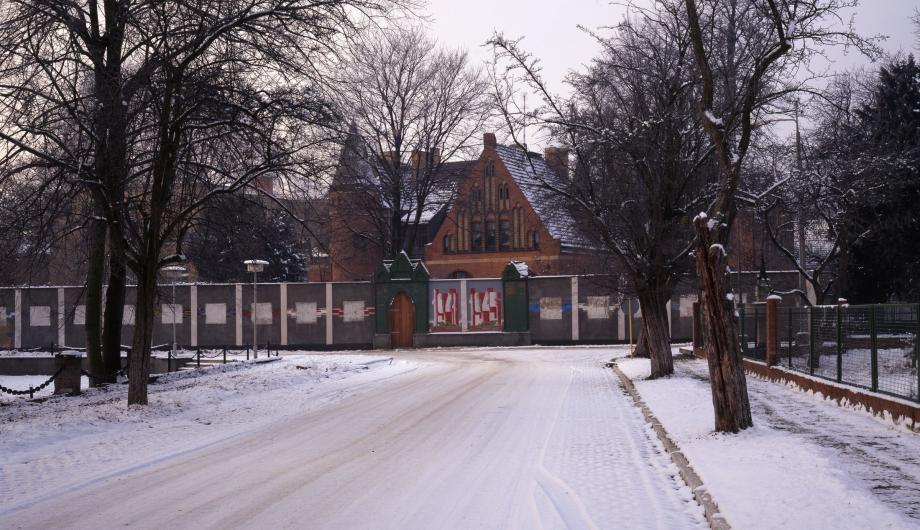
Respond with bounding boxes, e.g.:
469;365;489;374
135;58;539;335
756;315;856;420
389;292;415;348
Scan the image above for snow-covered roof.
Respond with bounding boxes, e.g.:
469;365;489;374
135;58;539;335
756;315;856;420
493;145;589;250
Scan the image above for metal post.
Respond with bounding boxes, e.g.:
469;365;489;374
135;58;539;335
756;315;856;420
627;298;633;355
171;283;177;361
246;345;250;361
223;348;227;364
788;308;793;368
836;304;843;383
916;304;920;402
196;348;201;370
252;271;258;359
753;306;759;358
809;306;816;374
739;304;746;356
869;305;878;392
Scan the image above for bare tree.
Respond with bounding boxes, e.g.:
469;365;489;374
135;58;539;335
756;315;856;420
0;0;408;404
682;0;879;432
489;3;718;378
333;26;491;257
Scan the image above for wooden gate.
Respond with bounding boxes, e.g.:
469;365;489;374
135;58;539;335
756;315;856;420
389;292;415;348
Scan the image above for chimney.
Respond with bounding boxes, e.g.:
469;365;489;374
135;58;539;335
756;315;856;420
544;147;570;179
255;174;275;195
483;132;497;148
410;149;441;172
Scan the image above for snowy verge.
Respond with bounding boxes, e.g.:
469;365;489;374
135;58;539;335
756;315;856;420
618;352;914;530
0;353;417;515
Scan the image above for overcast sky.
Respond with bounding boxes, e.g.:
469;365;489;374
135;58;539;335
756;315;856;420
426;0;918;144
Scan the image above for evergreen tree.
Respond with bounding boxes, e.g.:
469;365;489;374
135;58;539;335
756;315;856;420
186;195;309;283
847;56;920;302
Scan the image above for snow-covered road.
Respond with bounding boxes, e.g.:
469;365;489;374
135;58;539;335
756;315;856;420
1;347;704;529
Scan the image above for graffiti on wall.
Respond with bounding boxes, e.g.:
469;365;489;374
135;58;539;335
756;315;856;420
430;281;461;332
469;280;502;331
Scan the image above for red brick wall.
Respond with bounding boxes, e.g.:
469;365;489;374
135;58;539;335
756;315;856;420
328;190;384;281
424;143;565;278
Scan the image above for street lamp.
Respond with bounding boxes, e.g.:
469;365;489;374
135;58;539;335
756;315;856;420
161;265;188;367
244;259;269;358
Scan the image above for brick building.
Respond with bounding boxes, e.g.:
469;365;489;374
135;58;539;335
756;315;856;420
319;132;603;280
423;133;601;278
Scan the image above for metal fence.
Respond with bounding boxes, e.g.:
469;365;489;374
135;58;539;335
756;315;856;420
739;303;767;362
768;304;920;402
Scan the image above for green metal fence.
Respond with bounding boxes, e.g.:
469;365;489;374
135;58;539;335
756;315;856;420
738;303;767;362
769;304;920;402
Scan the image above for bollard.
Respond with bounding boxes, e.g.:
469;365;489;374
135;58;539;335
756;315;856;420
223;348;227;364
246;345;250;360
54;352;83;396
197;348;201;369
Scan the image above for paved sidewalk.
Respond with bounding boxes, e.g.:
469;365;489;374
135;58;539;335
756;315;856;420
620;353;920;529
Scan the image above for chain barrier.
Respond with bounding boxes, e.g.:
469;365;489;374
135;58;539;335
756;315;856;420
0;366;65;398
80;364;129;383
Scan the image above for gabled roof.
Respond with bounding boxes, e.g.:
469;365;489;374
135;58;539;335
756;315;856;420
493;145;590;250
330;130;474;224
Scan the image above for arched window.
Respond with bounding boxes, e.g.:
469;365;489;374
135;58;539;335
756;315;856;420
485;159;495;177
443;234;451;253
531;229;540;249
485;219;497;251
471;220;482;250
499;219;511;251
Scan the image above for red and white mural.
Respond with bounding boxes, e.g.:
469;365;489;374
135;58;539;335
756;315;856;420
432;287;460;330
429;279;503;332
469;281;502;331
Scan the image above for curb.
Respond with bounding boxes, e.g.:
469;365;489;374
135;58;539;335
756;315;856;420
607;360;731;530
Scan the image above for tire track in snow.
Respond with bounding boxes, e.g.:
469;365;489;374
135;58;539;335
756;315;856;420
530;366;600;530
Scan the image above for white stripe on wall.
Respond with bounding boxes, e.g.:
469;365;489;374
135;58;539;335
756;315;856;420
460;279;468;332
280;283;288;346
235;284;243;346
14;289;21;349
57;287;65;348
571;277;580;341
190;284;198;347
325;282;333;345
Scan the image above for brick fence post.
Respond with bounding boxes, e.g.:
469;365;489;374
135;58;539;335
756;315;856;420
765;296;779;366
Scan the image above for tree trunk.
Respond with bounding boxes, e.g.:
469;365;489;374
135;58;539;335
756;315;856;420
632;325;649;358
638;289;674;378
694;217;752;432
127;268;156;406
84;217;107;386
102;234;127;382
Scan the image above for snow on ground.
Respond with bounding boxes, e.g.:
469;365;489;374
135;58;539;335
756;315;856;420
1;346;709;529
618;350;920;529
0;352;416;514
0;376;90;401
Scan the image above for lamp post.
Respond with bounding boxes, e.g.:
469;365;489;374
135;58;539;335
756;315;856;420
244;259;269;358
161;265;188;368
755;258;771;302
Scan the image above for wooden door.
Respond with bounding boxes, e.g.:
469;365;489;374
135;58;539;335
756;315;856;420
389;292;415;348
